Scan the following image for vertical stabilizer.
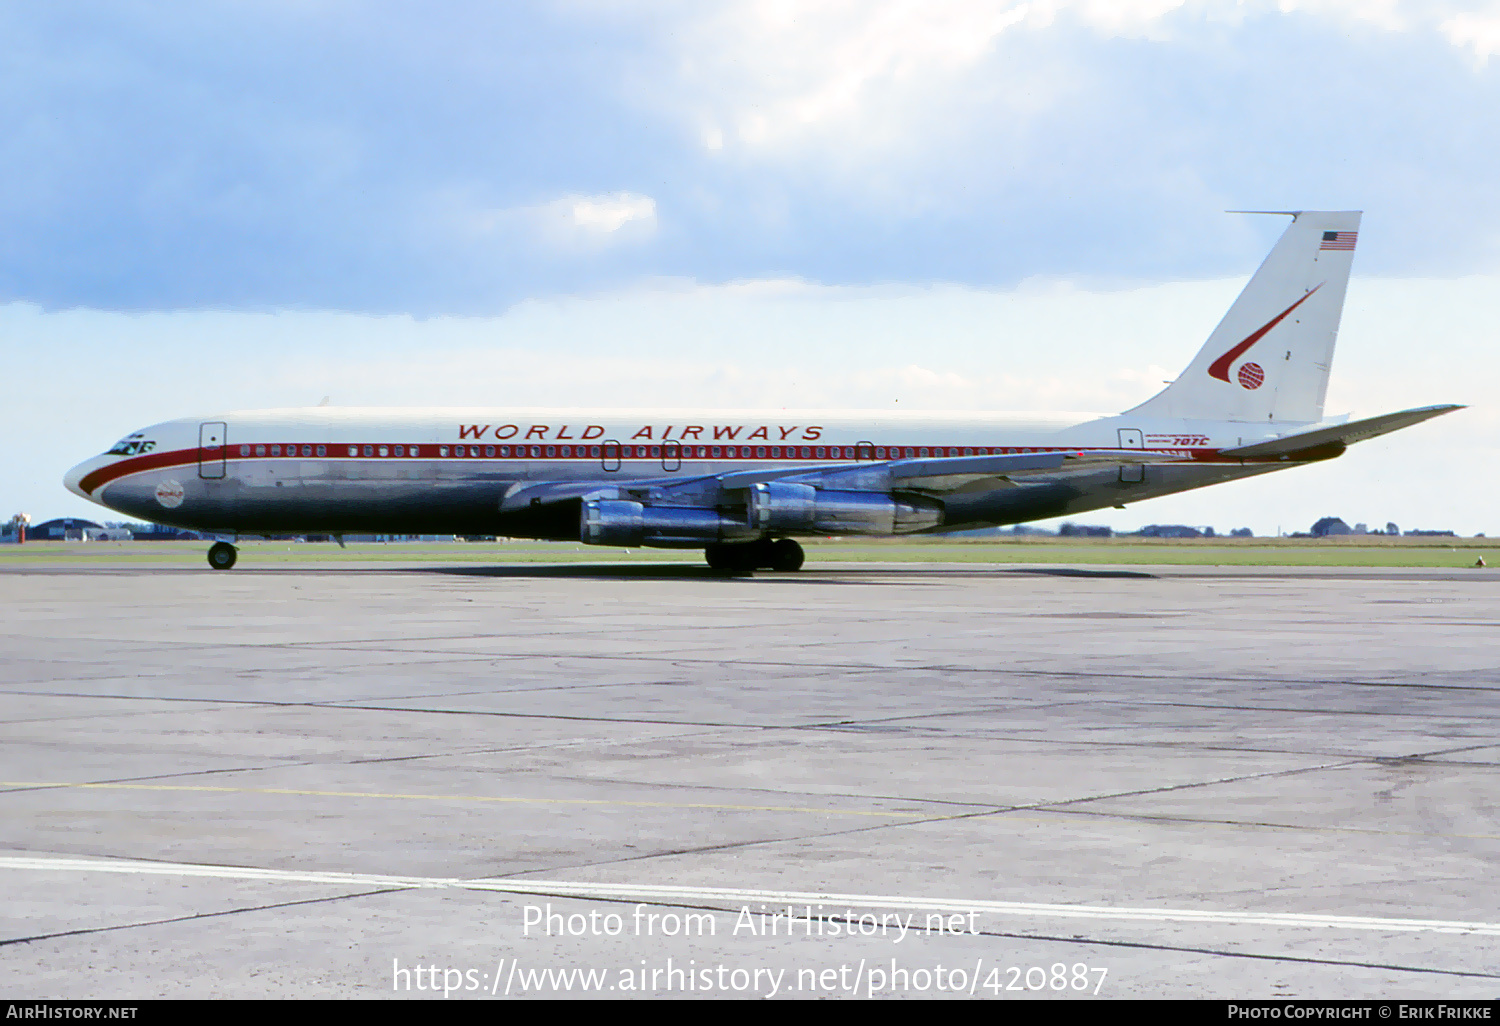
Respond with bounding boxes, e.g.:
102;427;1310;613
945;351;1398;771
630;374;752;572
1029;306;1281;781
1127;210;1361;423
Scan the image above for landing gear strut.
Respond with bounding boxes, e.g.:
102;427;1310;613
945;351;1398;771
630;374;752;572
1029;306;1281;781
207;541;238;570
705;538;804;572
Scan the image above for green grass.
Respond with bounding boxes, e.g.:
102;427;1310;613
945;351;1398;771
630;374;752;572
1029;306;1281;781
1;536;1493;568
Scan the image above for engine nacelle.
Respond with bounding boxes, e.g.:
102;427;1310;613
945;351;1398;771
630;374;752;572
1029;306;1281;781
748;482;942;535
581;499;741;548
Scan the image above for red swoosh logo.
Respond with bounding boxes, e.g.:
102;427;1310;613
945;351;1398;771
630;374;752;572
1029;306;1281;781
1207;283;1322;383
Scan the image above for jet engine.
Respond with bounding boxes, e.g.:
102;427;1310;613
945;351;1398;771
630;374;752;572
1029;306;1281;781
581;499;745;548
748;482;942;535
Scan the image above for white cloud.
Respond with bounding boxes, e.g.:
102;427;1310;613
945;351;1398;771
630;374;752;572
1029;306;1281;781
557;192;657;234
1440;4;1500;61
650;0;1500;162
465;191;658;251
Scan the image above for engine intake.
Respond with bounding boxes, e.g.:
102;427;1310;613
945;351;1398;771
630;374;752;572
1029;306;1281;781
749;482;941;535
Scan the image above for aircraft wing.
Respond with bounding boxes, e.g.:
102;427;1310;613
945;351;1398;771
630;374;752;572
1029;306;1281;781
1218;404;1463;461
500;449;1183;512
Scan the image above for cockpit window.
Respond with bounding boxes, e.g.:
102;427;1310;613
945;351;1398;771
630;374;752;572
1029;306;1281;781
105;436;156;457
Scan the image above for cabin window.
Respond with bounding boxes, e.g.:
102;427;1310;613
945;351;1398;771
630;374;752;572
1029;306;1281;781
725;446;737;458
316;445;326;457
271;445;281;456
256;445;268;457
815;447;825;458
393;445;404;457
240;445;251;457
545;445;556;457
408;445;418;457
362;445;373;457
484;445;495;457
377;445;388;457
560;445;571;457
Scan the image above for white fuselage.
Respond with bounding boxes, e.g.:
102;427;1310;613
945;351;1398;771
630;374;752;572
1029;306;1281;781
64;406;1305;541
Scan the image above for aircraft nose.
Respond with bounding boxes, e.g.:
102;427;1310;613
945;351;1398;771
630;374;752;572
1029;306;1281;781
63;458;96;500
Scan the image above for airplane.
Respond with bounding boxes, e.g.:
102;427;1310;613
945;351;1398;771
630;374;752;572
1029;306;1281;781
64;210;1460;572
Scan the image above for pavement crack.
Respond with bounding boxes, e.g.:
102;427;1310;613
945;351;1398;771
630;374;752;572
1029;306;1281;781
0;888;405;948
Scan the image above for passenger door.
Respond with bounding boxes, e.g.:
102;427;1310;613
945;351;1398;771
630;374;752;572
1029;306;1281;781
198;422;227;479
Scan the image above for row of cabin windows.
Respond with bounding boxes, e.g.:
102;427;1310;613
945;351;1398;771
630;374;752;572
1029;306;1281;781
234;444;1037;460
437;444;1003;459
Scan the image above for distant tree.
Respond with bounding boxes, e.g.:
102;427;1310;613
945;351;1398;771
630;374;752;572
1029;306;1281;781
1137;525;1202;539
1386;522;1400;536
1230;527;1253;537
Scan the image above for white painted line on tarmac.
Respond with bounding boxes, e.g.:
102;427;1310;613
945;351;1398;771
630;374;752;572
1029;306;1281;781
5;854;1499;936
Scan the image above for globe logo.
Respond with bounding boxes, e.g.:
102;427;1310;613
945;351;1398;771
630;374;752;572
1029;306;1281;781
1237;362;1265;390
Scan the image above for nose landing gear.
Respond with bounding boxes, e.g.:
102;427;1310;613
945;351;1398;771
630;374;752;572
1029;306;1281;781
207;541;238;570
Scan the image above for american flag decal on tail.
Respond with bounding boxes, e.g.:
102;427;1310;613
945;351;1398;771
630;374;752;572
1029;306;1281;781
1320;231;1357;251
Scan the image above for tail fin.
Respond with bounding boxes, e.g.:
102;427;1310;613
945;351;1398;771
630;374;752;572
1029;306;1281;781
1127;210;1361;424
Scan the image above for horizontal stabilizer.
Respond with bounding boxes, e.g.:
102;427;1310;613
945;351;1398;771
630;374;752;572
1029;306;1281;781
1219;404;1463;459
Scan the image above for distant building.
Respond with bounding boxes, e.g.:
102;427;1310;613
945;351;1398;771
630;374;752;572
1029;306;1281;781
27;518;104;541
1310;517;1352;537
130;524;203;541
1058;523;1112;537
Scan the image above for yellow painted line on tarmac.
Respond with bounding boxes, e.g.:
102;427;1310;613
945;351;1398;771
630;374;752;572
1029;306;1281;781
0;780;927;819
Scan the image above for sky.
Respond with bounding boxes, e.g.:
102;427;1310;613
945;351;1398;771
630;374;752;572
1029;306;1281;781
3;1;1498;535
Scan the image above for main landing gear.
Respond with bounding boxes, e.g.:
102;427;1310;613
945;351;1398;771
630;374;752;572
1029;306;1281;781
705;538;805;573
207;541;238;570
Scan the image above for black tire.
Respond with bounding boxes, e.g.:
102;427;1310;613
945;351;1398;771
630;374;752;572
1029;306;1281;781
207;542;238;570
768;538;805;571
705;542;758;573
705;543;735;571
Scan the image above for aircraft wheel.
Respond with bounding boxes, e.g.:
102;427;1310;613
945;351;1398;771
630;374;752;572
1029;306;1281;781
207;542;238;570
705;542;758;573
768;538;805;571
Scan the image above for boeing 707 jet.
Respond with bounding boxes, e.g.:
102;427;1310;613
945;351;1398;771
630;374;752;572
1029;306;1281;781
64;211;1460;571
